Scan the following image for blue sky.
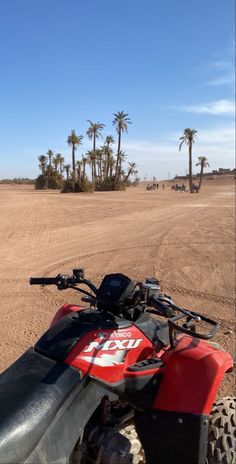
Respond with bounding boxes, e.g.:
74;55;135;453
0;0;235;179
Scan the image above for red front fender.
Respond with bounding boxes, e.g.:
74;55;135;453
50;304;85;327
154;335;234;414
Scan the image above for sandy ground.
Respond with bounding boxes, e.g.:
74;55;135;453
0;181;235;395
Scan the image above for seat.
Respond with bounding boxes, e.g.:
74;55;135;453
0;348;81;464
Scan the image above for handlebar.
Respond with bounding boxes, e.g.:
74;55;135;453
148;295;174;318
30;274;74;289
29;273;98;295
30;277;60;286
29;270;219;344
148;294;219;344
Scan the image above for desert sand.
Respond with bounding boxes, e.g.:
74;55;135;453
0;181;235;395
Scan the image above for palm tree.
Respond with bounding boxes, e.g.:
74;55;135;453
86;150;97;181
117;150;127;181
53;153;61;173
112;111;131;180
96;148;104;180
109;156;116;178
105;135;115;149
124;162;138;183
56;154;64;174
196;156;209;192
64;164;71;182
179;128;197;193
76;160;82;180
81;156;88;179
87;121;105;181
47;149;54;168
102;145;112;178
38;155;48;174
67;130;83;191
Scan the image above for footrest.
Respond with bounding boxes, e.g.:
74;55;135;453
128;358;164;372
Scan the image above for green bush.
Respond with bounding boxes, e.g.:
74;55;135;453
35;174;47;189
47;173;64;189
79;178;94;192
95;177;126;191
61;178;94;193
35;173;64;190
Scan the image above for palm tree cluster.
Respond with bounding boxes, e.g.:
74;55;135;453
35;111;138;192
179;128;209;193
36;150;65;189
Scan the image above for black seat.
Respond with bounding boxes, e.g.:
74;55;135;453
0;349;81;464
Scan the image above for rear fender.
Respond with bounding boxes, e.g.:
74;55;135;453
135;336;234;464
154;335;234;414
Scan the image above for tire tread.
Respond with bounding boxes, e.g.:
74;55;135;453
206;397;236;464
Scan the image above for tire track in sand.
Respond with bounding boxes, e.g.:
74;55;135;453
33;242;235;310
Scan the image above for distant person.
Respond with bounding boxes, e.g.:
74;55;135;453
162;184;165;190
157;183;159;190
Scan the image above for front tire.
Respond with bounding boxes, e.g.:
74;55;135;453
206;397;236;464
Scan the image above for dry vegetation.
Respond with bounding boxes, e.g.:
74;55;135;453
0;179;235;394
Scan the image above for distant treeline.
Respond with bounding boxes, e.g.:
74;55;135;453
0;177;35;184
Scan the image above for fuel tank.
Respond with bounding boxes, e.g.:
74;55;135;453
35;308;163;383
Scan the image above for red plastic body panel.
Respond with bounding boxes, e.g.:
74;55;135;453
54;306;234;415
50;304;84;327
65;326;155;383
154;335;234;414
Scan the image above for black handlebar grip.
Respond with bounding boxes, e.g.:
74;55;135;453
29;277;58;285
150;296;174;318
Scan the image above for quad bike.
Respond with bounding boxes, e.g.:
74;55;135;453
0;269;235;464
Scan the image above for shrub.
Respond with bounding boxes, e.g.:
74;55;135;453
35;174;47;189
95;177;126;191
79;178;94;192
47;173;64;189
35;173;64;190
61;178;94;193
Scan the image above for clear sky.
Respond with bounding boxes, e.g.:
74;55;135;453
0;0;235;180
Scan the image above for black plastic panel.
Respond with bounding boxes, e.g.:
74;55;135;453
93;371;163;410
35;309;132;362
134;312;170;346
0;349;81;464
134;409;209;464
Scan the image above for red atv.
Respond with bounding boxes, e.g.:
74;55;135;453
0;269;235;464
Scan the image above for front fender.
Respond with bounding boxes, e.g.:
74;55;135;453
154;335;234;414
50;304;85;327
